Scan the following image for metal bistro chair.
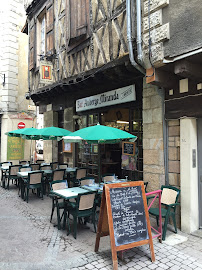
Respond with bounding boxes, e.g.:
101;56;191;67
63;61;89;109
6;165;22;189
18;166;32;197
70;167;87;187
102;173;116;183
24;171;44;203
51;162;59;170
36;159;45;164
49;180;68;229
67;191;97;239
19;160;30;165
58;163;68;170
79;176;95;186
0;162;12;188
30;163;40;171
40;164;52;194
148;185;181;241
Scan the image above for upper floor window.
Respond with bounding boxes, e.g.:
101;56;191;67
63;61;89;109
29;0;54;71
66;0;90;51
40;15;46;55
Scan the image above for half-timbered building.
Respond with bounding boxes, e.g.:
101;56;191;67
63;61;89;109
26;0;202;235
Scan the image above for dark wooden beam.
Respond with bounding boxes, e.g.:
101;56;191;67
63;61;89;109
146;67;179;89
174;60;202;81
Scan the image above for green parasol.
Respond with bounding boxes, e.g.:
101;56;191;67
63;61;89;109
62;124;137;182
5;127;38;138
33;126;72;140
62;123;136;144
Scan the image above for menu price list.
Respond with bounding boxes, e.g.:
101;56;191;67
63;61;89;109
110;186;149;247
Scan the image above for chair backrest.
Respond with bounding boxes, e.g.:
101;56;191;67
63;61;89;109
19;167;32;172
40;165;52;170
80;177;95;186
30;164;40;171
58;163;68;169
102;173;115;183
78;193;96;211
36;160;45;164
19;160;29;165
9;165;22;176
50;180;68;191
28;171;43;185
161;185;180;206
76;168;87;180
51;162;59;170
0;161;12;167
53;169;65;181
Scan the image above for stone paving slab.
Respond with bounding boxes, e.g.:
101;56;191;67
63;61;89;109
0;186;201;270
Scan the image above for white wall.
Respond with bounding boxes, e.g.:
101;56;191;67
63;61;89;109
180;118;199;233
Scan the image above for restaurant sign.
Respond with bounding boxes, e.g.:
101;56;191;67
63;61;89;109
76;85;136;112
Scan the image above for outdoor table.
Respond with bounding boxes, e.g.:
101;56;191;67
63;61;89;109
50;187;90;229
81;184;103;194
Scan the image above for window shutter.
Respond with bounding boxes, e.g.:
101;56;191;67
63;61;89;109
46;0;54;54
29;23;36;70
68;0;88;44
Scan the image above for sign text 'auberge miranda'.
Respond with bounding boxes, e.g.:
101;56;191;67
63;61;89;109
76;85;136;112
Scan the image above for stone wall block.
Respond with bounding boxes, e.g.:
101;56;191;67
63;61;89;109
169;173;180;186
152;107;163;123
159;150;164;166
144;165;165;174
144;0;169;15
143;109;152;124
144;149;159;165
143;23;170;48
143;97;151;110
169;160;180;173
143;139;150;149
143;10;162;33
169;137;175;142
143;86;157;97
151;94;163;109
168;147;178;160
150;138;164;150
168;141;175;147
168;120;180;126
143;42;164;68
144;173;160;191
175;136;180;147
143;123;163;139
169;126;180;136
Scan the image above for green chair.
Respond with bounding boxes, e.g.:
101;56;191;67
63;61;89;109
6;165;22;189
67;191;96;239
79;176;95;186
0;162;12;188
102;173;115;183
69;167;87;187
49;180;68;229
148;185;180;241
24;171;44;203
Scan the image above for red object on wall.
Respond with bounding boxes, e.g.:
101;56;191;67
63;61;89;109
18;122;25;129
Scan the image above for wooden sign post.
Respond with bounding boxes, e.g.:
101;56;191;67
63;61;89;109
95;181;155;270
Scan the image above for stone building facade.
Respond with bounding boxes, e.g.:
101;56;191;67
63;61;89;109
0;0;36;163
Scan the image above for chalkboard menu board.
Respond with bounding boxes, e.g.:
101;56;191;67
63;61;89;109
83;144;91;155
110;186;148;246
95;181;155;270
122;142;135;156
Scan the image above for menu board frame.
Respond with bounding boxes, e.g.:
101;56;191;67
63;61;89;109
95;181;155;270
122;141;135;156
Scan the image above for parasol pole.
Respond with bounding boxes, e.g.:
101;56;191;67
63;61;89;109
98;144;101;184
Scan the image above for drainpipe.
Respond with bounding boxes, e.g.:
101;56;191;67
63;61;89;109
126;0;145;75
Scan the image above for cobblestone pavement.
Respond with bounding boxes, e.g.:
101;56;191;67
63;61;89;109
0;186;202;270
